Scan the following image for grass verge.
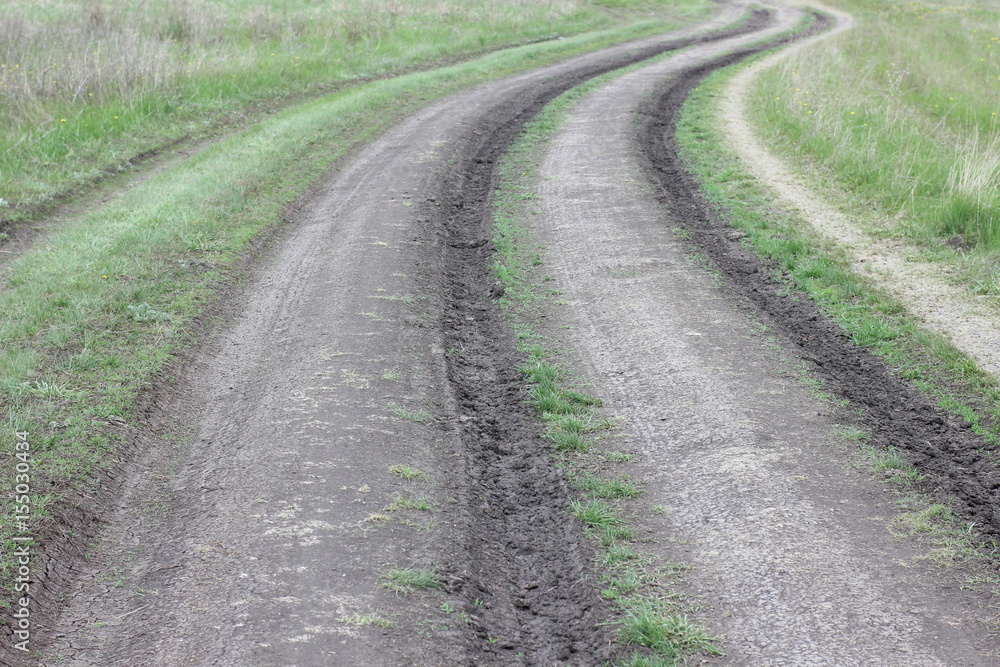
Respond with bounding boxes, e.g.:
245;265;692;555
0;5;717;609
490;67;721;665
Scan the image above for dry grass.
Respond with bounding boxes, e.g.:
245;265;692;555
752;0;1000;250
0;0;588;127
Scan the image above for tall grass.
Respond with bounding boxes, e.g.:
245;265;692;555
0;0;673;224
749;0;1000;255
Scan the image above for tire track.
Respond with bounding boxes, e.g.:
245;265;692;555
29;5;854;665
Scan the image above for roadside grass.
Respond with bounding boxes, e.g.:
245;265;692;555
490;72;720;665
0;0;711;227
677;61;1000;449
0;7;718;606
749;0;1000;288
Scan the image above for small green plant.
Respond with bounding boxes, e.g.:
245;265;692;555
385;496;434;512
126;303;171;323
388;403;432;423
618;600;722;660
339;612;393;628
389;464;430;481
576;473;641;499
379;567;440;595
862;445;923;483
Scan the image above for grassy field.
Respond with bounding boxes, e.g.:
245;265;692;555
0;0;705;226
750;0;1000;291
0;0;714;609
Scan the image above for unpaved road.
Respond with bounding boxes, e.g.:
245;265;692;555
26;2;1000;666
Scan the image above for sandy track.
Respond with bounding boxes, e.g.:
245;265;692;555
27;1;1000;666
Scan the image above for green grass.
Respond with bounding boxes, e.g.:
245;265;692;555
751;0;1000;261
385;495;435;512
0;1;717;606
575;473;642;499
861;444;924;484
617;598;722;663
389;463;430;482
338;612;394;628
388;403;432;424
0;0;714;226
379;567;441;594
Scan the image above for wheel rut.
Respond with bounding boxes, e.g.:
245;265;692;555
638;13;1000;541
30;6;795;666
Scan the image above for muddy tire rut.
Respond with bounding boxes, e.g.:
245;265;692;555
26;2;1000;666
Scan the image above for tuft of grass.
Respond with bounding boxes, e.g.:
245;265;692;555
379;567;441;595
619;601;720;654
617;599;722;661
339;612;393;627
388;403;432;423
385;495;435;512
862;445;923;483
389;463;430;481
571;498;636;546
576;473;642;499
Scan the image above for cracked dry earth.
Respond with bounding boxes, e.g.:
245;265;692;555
27;2;1000;666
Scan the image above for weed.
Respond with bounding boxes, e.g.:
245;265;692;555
385;496;434;512
576;473;641;499
339;612;393;628
389;464;430;481
379;567;440;595
127;303;171;323
862;445;923;483
618;600;722;659
388;403;431;423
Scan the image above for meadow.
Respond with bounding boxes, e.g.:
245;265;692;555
751;0;1000;291
0;0;685;225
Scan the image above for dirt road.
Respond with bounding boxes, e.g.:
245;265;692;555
32;2;1000;665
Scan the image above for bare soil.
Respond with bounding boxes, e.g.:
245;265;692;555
16;2;1000;666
